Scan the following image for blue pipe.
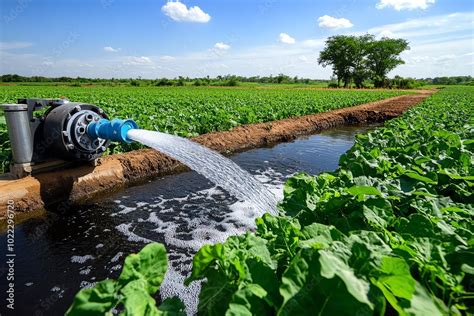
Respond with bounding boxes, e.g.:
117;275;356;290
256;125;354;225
87;118;139;143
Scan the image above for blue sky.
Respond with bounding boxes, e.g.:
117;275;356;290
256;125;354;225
0;0;473;79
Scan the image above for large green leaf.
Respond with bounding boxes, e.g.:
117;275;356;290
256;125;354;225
120;279;160;316
185;243;224;285
376;257;415;300
66;280;118;316
118;243;168;294
279;249;374;315
226;283;271;316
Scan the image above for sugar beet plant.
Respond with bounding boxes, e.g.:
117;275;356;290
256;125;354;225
68;86;473;315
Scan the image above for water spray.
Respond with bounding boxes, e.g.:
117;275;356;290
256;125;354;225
1;98;138;178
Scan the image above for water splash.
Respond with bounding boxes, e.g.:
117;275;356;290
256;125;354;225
127;129;278;215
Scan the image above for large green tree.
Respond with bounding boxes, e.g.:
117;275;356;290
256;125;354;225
350;34;374;88
318;35;355;88
366;37;410;88
318;35;409;88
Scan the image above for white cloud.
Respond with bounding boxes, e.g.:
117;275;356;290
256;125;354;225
123;56;153;65
376;0;435;10
159;55;176;61
161;1;211;23
279;33;296;44
377;30;397;38
369;12;473;39
301;39;324;48
302;39;325;48
396;37;473;76
318;15;353;29
0;41;33;50
298;55;309;62
103;46;120;52
214;42;230;50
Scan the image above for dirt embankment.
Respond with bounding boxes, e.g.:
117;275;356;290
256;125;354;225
0;91;434;218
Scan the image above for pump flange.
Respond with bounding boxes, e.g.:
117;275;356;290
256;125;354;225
43;102;111;161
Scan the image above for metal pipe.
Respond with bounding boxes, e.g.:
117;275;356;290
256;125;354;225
1;104;34;164
87;118;138;143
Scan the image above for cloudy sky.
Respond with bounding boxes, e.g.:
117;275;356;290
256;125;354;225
0;0;473;79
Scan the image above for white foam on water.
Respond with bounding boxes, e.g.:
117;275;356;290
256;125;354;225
117;205;137;215
79;281;96;289
116;223;152;243
111;264;122;271
79;268;91;275
110;252;123;263
160;263;202;315
71;255;94;264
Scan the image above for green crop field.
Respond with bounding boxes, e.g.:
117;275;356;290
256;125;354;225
0;85;409;172
67;86;474;315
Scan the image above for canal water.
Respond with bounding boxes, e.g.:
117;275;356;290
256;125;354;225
0;125;377;315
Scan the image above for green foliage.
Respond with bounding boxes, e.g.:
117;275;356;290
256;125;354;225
66;243;185;316
318;34;410;88
0;113;10;173
0;85;407;172
388;76;424;89
224;76;239;86
318;35;358;88
367;37;410;88
155;78;174;86
186;87;474;315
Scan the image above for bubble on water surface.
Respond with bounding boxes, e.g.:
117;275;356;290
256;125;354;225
71;255;94;264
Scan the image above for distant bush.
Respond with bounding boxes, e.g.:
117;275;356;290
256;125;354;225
155;78;173;86
224;77;239;86
388;76;424;89
174;79;185;86
327;82;339;88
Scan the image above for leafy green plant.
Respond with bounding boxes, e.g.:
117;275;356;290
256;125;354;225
66;243;185;315
0;114;10;173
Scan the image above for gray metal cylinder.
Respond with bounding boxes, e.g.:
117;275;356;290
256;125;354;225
1;104;34;164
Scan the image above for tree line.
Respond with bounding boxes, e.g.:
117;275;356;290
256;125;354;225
0;74;326;85
318;34;410;88
1;73;471;88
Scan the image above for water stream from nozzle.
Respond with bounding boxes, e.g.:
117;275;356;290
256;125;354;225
126;129;278;215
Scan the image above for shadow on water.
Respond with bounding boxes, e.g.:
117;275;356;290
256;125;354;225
0;124;379;315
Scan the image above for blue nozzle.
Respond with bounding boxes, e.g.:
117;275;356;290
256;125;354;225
87;118;139;143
